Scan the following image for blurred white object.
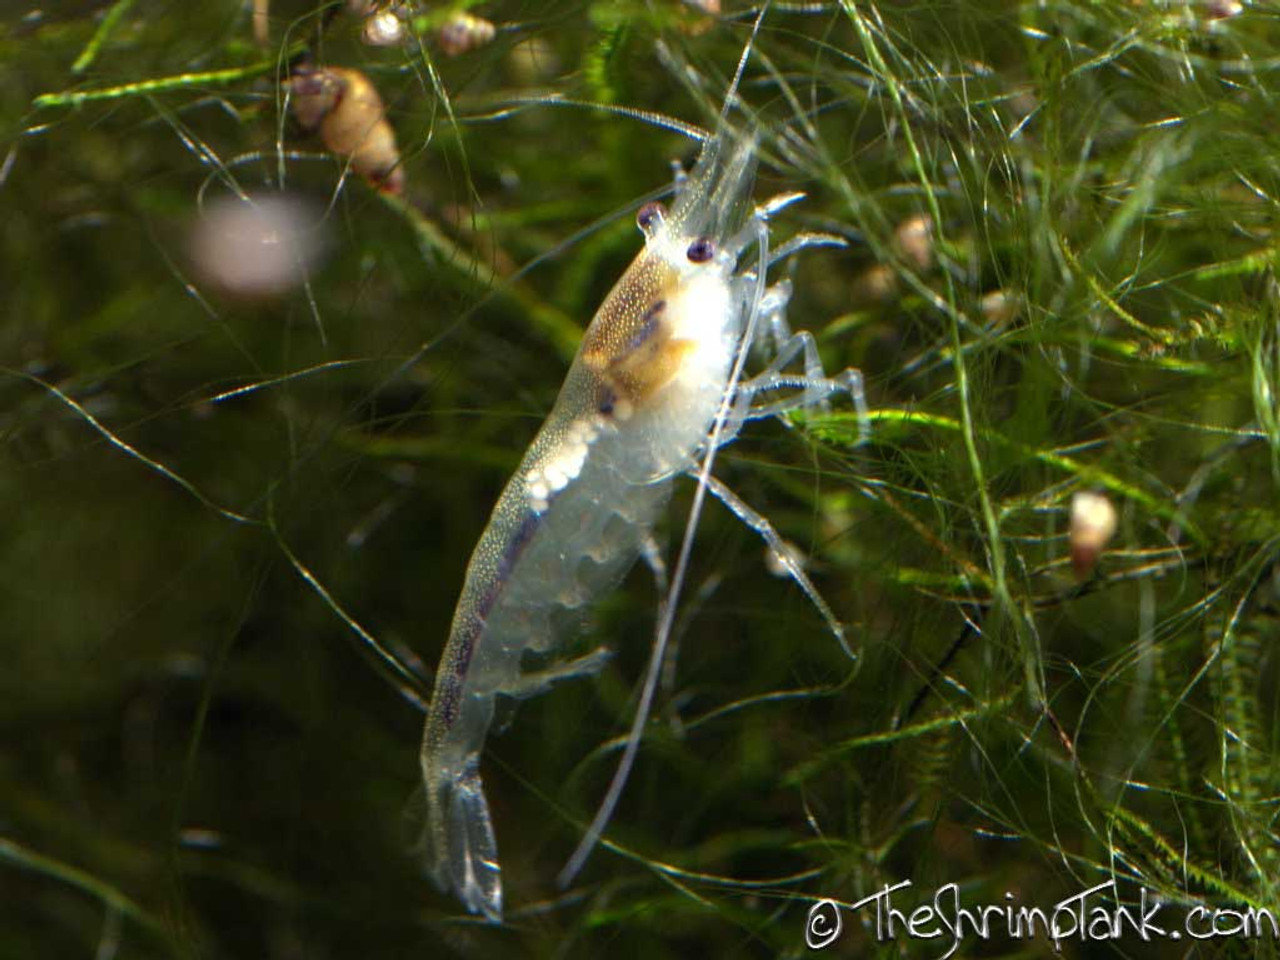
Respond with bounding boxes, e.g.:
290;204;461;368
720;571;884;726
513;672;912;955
1069;491;1118;580
437;13;496;57
363;7;406;46
190;194;328;298
764;539;808;579
894;214;934;272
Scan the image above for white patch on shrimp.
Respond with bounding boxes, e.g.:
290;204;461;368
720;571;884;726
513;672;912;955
655;270;736;415
669;272;733;349
525;417;602;511
611;397;634;422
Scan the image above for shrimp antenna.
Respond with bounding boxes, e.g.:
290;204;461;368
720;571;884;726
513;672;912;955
487;96;710;144
720;2;765;127
557;2;773;892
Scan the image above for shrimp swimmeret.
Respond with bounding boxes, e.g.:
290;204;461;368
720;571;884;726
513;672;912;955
419;88;866;923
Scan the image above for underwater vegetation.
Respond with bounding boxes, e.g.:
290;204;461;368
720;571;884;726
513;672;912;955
4;1;1280;957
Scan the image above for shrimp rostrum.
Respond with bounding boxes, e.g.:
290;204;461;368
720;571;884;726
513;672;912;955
420;89;866;923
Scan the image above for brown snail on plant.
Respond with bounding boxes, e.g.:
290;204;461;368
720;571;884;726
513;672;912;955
348;0;410;46
287;65;405;195
1069;491;1118;581
437;12;496;57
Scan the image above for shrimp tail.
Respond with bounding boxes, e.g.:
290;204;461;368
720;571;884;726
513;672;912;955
427;751;503;922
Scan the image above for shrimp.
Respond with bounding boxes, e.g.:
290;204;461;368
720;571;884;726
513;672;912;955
419;20;866;923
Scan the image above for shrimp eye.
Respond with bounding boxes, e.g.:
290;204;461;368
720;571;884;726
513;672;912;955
686;237;715;263
636;202;666;233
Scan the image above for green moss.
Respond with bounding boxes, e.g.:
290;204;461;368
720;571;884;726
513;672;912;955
5;1;1280;956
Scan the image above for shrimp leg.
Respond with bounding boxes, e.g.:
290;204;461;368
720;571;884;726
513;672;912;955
495;646;613;700
737;335;868;423
718;289;869;443
698;472;853;659
748;280;866;412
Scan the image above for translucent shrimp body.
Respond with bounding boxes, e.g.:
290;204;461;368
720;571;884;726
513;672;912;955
420;130;765;922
